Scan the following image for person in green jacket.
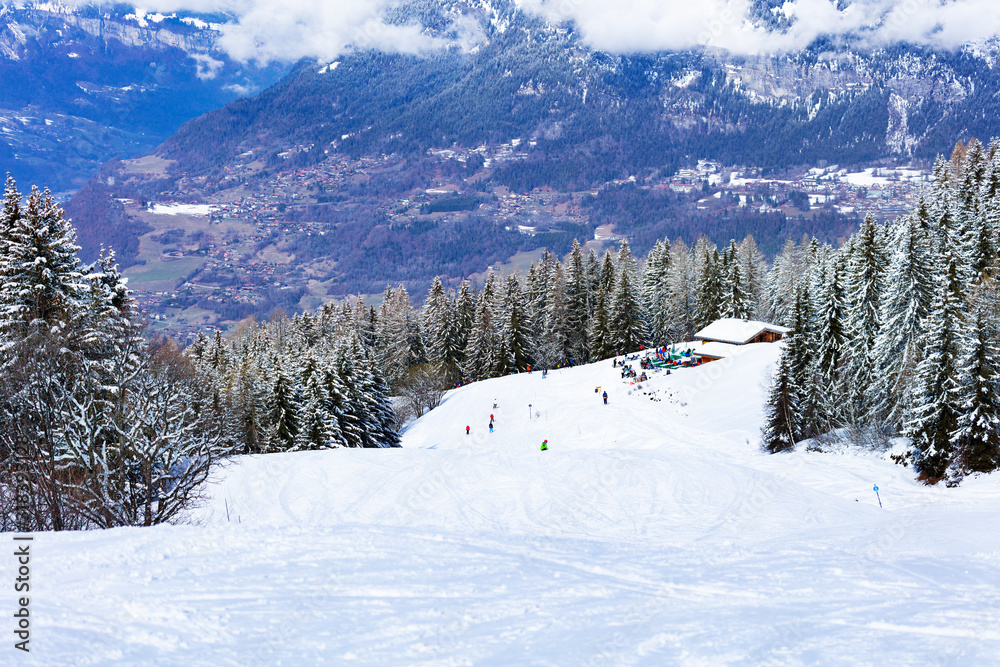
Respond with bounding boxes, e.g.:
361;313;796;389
541;439;549;451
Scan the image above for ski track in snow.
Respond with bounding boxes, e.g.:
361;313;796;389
16;344;1000;665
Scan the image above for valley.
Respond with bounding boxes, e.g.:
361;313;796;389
117;145;933;342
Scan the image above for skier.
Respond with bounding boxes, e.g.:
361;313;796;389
490;414;494;421
489;422;494;434
541;439;548;451
466;425;470;435
602;391;608;405
493;400;498;408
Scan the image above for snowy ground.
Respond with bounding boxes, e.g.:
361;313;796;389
13;343;1000;665
147;203;215;216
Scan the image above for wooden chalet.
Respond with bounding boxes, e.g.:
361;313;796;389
691;319;790;363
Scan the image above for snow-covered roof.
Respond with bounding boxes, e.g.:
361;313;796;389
692;341;739;360
694;318;790;345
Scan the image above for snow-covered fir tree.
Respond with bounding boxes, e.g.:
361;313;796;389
952;285;1000;475
872;213;936;426
565;240;591;362
693;242;722;330
844;214;887;421
537;262;569;368
497;273;531;374
610;241;646;353
588;288;613;361
905;259;967;480
720;240;751;320
463;271;500;380
762;343;801;453
642;240;672;347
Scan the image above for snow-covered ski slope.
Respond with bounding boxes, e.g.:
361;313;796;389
23;343;1000;665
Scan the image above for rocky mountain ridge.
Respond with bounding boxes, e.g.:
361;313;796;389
0;2;287;192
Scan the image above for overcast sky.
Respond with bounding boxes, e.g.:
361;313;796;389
80;1;1000;61
519;0;1000;54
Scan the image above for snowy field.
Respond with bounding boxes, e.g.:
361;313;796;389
147;203;215;216
14;343;1000;665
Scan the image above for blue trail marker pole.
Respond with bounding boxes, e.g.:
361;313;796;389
873;484;882;508
528;404;532;420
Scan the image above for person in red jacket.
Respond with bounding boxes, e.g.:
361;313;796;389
466;425;470;435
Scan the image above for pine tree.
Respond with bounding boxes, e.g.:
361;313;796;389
787;287;822;438
952;289;1000;475
189;331;209;363
844;214;886;421
737;234;767;318
351;342;400;448
599;250;616;295
814;257;847;382
565;239;591;361
586;249;602;314
762;345;800;453
958;138;986;224
664;238;695;342
720;239;751;319
333;343;370;447
610;241;646;353
1;174;22;243
588;289;613;361
268;362;300;451
296;356;340;450
423;276;460;380
229;358;269;454
905;259;967;481
0;185;84;340
497;273;531;374
523;260;548;366
462;272;499;380
538;262;569;368
761;238;800;325
327;349;364;447
872;214;936;426
453;280;475;365
694;244;722;330
642;240;672;347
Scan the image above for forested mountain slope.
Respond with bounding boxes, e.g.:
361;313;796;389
0;3;288;192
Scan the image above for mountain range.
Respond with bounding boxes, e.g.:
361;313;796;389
7;1;1000;327
0;3;288;193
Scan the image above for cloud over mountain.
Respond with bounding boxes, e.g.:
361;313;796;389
67;0;1000;61
60;0;482;62
518;0;1000;55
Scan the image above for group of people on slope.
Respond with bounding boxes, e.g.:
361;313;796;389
463;400;550;451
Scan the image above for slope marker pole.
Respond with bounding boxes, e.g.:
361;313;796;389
873;485;882;508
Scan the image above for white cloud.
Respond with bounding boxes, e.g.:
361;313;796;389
515;0;1000;55
63;1;1000;61
212;1;466;64
62;0;482;63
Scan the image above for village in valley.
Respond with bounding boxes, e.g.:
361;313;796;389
120;141;934;342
